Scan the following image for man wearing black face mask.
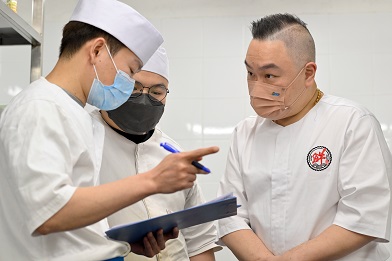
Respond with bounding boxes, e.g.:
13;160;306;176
90;47;221;261
105;75;166;137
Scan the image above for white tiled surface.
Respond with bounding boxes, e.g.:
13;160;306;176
329;53;374;96
1;1;392;260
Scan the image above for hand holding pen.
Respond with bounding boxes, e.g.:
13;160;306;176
151;144;219;193
160;142;212;173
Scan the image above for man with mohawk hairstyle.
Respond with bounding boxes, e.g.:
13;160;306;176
217;13;392;261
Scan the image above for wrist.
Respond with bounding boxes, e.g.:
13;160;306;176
137;170;160;195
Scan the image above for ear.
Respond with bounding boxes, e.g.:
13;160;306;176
304;62;317;87
88;37;106;65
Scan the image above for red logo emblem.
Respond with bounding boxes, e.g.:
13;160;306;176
307;146;332;171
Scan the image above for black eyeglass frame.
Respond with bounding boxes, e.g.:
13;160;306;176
131;81;169;102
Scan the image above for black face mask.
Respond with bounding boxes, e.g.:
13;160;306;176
107;94;165;134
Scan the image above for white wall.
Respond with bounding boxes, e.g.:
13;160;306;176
1;0;392;260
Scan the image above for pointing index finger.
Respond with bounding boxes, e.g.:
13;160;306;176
183;146;220;160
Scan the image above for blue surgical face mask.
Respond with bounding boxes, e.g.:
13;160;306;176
87;44;135;110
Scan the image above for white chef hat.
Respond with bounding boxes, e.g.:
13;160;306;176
142;46;169;82
69;0;163;65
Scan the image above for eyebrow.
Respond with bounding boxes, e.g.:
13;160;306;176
136;61;143;72
134;58;144;72
136;80;167;88
244;60;281;71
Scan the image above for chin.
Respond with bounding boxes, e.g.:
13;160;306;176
263;110;289;121
127;130;148;135
269;109;299;122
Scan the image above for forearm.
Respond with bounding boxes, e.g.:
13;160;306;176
222;229;274;261
35;147;219;235
190;249;215;261
36;172;157;234
276;225;375;261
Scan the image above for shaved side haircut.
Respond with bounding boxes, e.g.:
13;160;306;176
60;21;125;59
251;13;316;69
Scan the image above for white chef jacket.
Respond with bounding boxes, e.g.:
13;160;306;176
0;78;130;261
218;94;392;260
90;110;221;261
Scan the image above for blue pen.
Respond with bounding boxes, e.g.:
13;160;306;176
160;142;211;173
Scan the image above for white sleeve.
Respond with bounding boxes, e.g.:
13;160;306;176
334;114;392;242
217;126;252;241
1;100;77;235
181;181;222;257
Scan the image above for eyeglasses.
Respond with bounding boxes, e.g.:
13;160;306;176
131;81;169;102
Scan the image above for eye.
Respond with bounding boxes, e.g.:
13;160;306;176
132;82;144;93
265;74;275;79
150;85;166;95
247;71;254;76
129;67;141;76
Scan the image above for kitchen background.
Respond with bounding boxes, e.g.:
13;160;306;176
1;0;392;260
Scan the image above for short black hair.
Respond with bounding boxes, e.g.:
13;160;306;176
251;13;316;67
59;21;125;59
251;13;308;39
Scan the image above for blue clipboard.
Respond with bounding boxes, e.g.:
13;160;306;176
105;193;238;243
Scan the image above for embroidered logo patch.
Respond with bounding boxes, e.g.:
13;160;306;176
307;146;332;171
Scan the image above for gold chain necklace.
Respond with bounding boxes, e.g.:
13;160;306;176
314;88;323;106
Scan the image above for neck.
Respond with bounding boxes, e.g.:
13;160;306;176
46;56;92;106
273;87;322;127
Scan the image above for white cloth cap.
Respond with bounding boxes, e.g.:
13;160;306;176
142;46;169;82
70;0;163;65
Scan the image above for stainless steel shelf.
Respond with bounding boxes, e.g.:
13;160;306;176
0;0;43;82
0;2;42;46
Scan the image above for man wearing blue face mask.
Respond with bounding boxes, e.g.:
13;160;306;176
0;0;219;260
90;46;221;261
